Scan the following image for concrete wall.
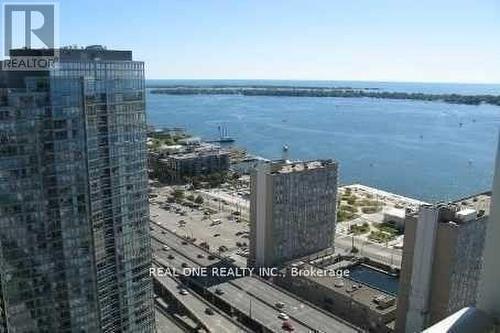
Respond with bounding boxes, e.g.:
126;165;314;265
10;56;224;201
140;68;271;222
275;273;395;332
404;206;440;333
478;133;500;318
394;215;417;333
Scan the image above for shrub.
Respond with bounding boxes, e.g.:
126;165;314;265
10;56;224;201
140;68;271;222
194;195;204;204
346;196;356;205
361;206;381;214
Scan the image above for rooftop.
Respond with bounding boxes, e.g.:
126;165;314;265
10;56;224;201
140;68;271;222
270;159;336;174
408;191;491;225
288;262;397;315
167;149;229;161
9;46;133;61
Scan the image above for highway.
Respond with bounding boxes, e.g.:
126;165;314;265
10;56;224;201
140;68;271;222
153;260;248;333
154;301;185;333
152;237;309;332
151;222;362;333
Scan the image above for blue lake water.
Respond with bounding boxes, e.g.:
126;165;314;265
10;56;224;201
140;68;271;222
146;80;500;202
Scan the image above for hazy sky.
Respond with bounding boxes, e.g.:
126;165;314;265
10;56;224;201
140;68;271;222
58;0;500;83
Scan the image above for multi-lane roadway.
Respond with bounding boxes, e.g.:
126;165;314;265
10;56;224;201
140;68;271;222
153;259;248;333
150;223;362;333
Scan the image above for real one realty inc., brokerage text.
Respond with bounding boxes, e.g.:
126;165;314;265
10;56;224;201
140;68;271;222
150;266;350;278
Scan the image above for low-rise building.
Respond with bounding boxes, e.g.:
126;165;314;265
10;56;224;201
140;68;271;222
275;255;398;332
383;207;407;231
149;149;230;184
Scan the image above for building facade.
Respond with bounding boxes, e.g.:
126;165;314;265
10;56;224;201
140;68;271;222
248;160;338;268
478;133;500;320
395;195;490;333
149;149;229;184
0;47;154;332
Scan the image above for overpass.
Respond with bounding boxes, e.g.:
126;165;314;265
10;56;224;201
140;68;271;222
151;223;362;333
153;260;249;333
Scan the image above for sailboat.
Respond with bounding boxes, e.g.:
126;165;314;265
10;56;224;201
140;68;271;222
214;125;235;143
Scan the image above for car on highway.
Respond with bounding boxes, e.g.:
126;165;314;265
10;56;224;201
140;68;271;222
207;254;216;260
215;288;225;295
210;219;222;226
278;312;289;320
282;321;294;331
197;253;205;259
204;308;214;315
181;262;189;268
275;302;285;309
167;254;175;259
179;289;189;296
162;245;170;251
213;233;221;237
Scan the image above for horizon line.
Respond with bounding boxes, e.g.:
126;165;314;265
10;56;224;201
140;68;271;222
145;78;500;86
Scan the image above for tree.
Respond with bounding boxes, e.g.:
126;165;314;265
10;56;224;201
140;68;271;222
173;189;185;200
194;195;204;205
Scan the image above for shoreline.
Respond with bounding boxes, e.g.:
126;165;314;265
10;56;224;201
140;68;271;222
149;85;500;107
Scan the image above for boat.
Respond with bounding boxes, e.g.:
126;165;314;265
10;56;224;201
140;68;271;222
207;125;235;143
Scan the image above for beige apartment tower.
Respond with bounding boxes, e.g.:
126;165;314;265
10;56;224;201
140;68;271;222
395;195;490;333
477;132;500;320
248;160;338;268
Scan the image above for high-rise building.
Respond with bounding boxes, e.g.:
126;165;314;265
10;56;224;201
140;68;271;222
248;160;338;268
395;194;490;333
420;133;500;333
477;132;500;320
0;46;154;332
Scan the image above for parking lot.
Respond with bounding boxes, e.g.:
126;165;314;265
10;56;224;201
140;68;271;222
149;185;250;267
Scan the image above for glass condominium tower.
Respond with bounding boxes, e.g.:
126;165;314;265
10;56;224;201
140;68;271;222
0;46;154;332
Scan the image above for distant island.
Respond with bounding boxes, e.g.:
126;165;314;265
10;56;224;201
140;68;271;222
149;85;500;107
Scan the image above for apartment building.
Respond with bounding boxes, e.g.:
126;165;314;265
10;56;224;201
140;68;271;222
248;160;338;268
